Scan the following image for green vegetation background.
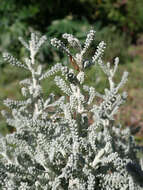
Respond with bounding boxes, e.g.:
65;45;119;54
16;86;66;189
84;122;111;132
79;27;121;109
0;0;143;144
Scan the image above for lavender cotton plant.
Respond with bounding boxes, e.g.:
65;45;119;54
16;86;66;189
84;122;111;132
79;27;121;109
0;30;143;190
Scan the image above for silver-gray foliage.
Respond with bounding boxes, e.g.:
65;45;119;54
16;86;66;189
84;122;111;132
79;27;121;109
0;30;143;190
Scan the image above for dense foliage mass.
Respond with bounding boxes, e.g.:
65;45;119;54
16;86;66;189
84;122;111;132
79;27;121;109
0;30;143;189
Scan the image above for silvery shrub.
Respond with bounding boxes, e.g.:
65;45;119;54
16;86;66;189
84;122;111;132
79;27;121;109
0;30;143;189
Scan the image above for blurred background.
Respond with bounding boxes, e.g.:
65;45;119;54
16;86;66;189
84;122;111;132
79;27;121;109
0;0;143;144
